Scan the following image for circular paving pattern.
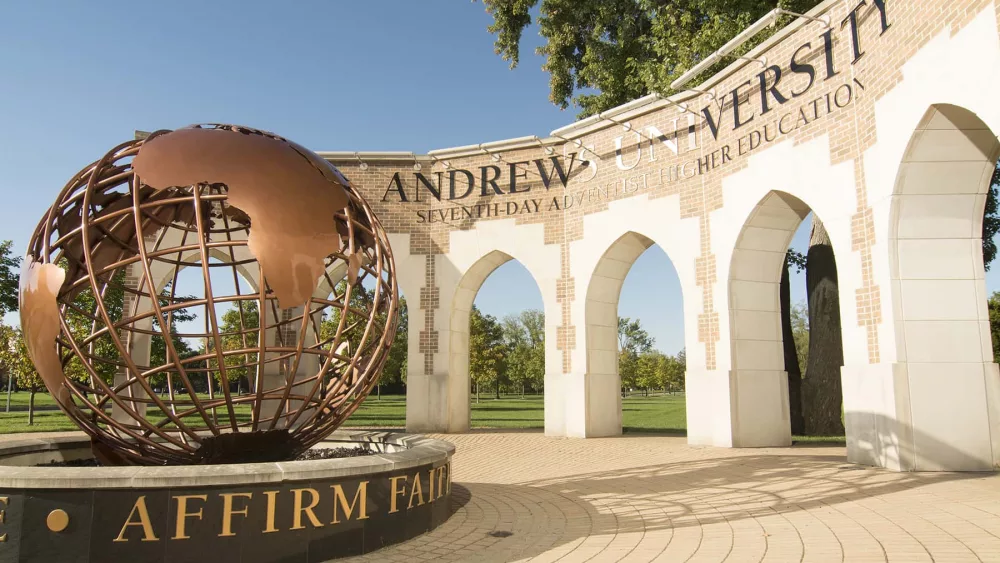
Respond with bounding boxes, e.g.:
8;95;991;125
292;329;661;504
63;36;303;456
346;432;1000;563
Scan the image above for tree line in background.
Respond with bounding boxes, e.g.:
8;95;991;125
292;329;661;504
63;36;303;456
0;256;411;422
469;306;685;400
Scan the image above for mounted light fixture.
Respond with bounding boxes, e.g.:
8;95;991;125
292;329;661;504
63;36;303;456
355;152;369;171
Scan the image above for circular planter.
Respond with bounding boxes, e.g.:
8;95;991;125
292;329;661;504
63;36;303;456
0;431;454;562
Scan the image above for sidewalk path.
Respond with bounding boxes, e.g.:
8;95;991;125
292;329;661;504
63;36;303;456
351;431;1000;563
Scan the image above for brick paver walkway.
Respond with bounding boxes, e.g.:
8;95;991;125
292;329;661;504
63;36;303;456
351;431;1000;563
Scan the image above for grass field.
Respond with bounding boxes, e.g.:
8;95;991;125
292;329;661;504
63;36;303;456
0;392;843;443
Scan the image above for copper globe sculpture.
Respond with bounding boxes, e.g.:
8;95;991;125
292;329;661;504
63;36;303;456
19;124;398;465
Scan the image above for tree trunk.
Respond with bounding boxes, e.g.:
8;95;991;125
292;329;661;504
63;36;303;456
494;382;500;400
28;390;35;426
5;374;11;413
781;258;805;435
802;218;846;436
475;382;479;404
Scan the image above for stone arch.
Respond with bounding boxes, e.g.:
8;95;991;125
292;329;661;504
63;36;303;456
446;249;546;432
579;230;686;437
884;103;1000;470
726;190;818;447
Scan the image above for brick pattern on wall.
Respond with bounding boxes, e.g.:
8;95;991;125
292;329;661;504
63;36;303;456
556;242;575;373
851;156;882;363
418;255;439;375
327;0;997;374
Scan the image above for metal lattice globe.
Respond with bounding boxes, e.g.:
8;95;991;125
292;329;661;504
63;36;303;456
18;124;398;465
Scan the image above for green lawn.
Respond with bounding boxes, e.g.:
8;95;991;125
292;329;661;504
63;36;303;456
0;392;843;443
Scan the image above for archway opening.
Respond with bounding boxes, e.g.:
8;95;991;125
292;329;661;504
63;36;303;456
782;211;845;439
584;232;685;437
728;191;844;447
617;243;686;433
450;252;545;431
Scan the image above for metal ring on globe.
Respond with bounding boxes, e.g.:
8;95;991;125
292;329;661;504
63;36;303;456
19;124;399;466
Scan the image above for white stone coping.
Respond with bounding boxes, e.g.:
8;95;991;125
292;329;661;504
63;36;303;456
0;431;454;490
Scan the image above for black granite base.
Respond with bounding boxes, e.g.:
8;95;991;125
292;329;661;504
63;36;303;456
0;437;453;562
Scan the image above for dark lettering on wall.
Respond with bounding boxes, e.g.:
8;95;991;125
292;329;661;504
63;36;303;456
821;29;838;80
508;162;529;193
449;169;475;200
415;172;442;202
480;165;503;196
534;154;576;189
872;0;891;34
702;104;723;140
382;172;408;202
842;1;867;63
732;79;755;129
790;43;816;96
757;65;789;115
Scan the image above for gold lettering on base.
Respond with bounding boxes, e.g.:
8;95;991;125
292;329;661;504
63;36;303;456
436;465;449;500
173;495;207;540
0;496;8;542
388;476;407;514
331;482;369;524
114;496;159;542
219;492;253;537
407;473;425;509
290;488;323;530
263;491;279;533
427;468;435;501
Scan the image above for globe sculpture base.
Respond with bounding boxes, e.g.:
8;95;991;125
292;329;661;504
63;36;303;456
0;432;454;562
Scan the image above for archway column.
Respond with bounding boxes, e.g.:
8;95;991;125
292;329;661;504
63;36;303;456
841;104;1000;472
402;224;561;435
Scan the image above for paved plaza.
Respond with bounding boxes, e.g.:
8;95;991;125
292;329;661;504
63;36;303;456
352;431;1000;563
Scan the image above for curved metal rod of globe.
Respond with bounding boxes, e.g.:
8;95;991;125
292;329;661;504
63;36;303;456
19;125;399;465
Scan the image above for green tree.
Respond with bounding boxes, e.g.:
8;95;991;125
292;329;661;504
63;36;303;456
62;267;126;386
635;350;662;396
502;309;545;396
205;300;259;393
989;292;1000;361
789;301;809;376
661;353;686;393
0;241;21;316
0;326;43;424
984;169;1000;269
149;283;198;391
618;317;653;395
483;0;823;118
319;283;407;396
375;294;408;398
802;219;845;436
782;250;806;434
470;306;506;401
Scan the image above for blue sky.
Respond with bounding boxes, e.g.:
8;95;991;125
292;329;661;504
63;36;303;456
2;2;998;356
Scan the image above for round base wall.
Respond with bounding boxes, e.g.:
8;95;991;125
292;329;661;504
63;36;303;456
0;431;455;562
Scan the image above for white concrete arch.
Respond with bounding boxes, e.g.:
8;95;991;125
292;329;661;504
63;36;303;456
870;103;1000;471
446;249;515;433
401;220;560;434
694;134;857;449
725;190;812;448
566;193;699;438
580;230;683;438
